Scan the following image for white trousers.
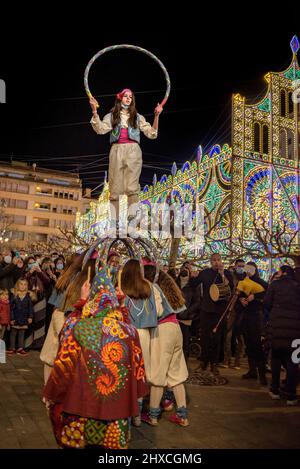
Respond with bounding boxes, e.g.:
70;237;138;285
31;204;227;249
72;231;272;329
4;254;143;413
109;143;142;211
137;328;151;381
149;322;188;387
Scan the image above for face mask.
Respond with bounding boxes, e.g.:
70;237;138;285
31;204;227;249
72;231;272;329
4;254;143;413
121;103;129;109
29;262;38;269
20;255;26;260
236;267;244;274
4;256;12;264
36;258;42;265
56;263;64;270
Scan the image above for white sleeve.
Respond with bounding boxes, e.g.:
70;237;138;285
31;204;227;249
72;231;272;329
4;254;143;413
138;114;158;139
90;113;112;135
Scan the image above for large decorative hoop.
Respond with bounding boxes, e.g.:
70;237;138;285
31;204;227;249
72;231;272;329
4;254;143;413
84;44;171;107
82;235;158;271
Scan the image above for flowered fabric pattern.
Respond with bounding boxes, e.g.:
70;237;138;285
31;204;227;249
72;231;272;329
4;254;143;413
50;406;129;449
43;264;148;447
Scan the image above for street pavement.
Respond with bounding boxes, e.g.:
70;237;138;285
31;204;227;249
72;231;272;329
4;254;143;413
0;352;299;449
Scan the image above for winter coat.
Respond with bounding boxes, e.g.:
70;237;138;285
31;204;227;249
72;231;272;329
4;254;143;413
25;270;51;301
177;283;201;321
0;299;10;325
264;276;300;350
0;263;23;290
10;293;33;326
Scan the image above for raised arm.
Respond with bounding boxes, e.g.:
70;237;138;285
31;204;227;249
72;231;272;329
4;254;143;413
152;103;163;131
89;97;112;135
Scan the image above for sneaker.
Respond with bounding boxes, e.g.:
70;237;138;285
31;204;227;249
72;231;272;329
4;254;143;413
141;413;158;426
168;414;189;427
219;363;229;369
161;399;174;412
286;399;298;406
269;391;280;400
17;349;28;356
132;415;141;427
6;349;15;355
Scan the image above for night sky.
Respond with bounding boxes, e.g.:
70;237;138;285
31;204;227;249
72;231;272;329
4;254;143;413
0;17;298;197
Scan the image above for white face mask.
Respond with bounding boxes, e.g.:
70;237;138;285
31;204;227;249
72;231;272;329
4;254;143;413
4;255;12;264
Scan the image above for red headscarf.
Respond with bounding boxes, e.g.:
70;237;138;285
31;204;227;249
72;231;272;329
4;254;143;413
116;88;132;101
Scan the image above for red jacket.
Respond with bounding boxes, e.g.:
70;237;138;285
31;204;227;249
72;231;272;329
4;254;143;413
0;299;10;325
43;298;148;421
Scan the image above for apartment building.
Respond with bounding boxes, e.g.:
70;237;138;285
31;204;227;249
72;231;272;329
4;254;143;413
0;160;93;248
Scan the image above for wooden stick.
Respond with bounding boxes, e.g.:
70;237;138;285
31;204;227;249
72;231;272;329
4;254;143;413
212;294;237;334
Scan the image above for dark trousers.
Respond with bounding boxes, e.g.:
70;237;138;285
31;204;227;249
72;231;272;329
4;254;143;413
179;322;190;362
200;311;223;365
10;328;25;350
242;313;264;363
271;348;299;400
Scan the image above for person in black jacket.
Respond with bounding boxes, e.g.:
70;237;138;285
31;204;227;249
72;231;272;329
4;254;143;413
177;268;202;361
264;265;300;404
238;262;268;385
190;253;233;373
0;250;24;291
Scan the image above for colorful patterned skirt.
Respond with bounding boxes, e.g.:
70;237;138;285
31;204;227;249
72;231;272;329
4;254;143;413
49;404;129;449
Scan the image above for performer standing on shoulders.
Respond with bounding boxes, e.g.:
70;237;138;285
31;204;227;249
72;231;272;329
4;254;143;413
89;90;162;226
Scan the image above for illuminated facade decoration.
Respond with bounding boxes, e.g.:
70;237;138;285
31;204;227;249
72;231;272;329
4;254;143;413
231;35;300;276
77;37;300;276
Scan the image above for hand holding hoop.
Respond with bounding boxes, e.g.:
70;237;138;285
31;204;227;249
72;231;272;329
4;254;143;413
89;96;99;112
154;103;163;115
